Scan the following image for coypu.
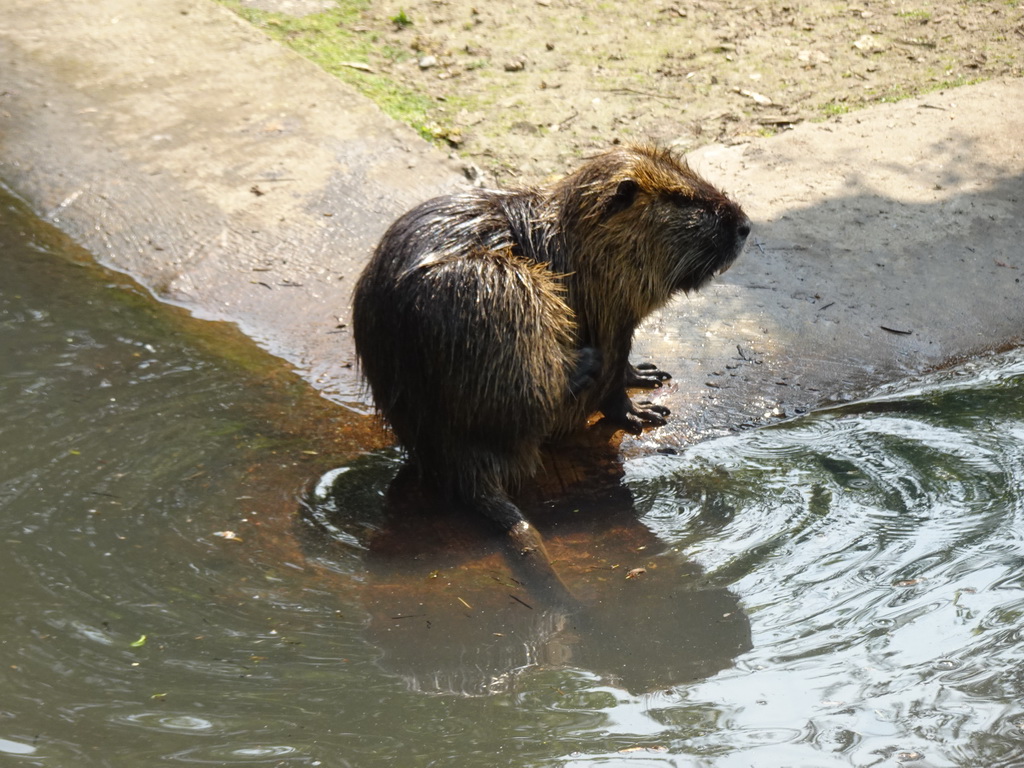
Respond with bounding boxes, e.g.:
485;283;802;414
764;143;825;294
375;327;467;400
352;143;750;603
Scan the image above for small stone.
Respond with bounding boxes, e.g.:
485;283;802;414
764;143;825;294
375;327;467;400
736;88;773;106
797;49;831;65
418;55;437;69
852;34;882;53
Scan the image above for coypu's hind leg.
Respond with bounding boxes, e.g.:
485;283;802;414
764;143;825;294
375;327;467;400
413;252;580;607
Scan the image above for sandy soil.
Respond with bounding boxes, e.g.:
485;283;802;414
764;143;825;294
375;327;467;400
237;0;1022;183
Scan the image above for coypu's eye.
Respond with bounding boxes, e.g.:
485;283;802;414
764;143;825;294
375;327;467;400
666;190;696;206
605;179;639;218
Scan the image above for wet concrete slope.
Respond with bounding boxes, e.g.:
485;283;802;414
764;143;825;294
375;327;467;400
0;0;465;405
1;0;1022;448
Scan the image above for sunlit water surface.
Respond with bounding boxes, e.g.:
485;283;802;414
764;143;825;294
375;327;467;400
3;187;1024;767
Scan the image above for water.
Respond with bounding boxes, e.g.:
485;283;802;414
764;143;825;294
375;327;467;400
618;357;1024;767
3;184;1024;767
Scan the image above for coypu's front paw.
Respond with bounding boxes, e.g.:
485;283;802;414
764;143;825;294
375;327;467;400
600;392;671;434
627;362;672;389
628;401;671;432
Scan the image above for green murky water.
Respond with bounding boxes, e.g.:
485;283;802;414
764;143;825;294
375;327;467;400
3;184;1024;767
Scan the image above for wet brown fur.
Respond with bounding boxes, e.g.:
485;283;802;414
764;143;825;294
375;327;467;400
352;143;750;600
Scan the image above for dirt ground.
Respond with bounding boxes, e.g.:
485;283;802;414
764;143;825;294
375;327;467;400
233;0;1022;183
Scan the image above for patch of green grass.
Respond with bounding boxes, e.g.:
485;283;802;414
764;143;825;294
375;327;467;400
873;83;916;103
820;99;853;117
818;73;985;122
873;75;984;104
896;9;932;19
389;9;413;29
814;70;988;122
930;75;985;91
216;1;460;144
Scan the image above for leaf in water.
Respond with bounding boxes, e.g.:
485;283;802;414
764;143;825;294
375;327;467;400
213;530;243;542
625;568;647;580
894;578;923;587
130;634;147;648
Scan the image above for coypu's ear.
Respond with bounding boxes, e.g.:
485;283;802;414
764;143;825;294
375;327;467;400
605;178;639;218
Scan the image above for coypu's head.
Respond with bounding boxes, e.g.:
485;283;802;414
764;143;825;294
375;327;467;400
557;144;751;302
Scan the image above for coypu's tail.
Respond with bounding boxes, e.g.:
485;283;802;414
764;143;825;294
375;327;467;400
476;492;579;609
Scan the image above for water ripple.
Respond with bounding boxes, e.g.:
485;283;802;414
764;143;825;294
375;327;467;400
621;348;1024;765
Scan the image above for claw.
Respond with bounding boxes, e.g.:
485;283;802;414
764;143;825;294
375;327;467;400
636;401;671;417
627;362;672;389
603;401;669;434
633;403;669;426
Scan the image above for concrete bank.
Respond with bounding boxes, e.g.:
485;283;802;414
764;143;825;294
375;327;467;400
1;0;1022;452
0;0;464;406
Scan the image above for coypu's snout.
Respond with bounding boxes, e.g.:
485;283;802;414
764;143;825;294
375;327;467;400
713;209;752;277
726;214;752;271
737;216;752;243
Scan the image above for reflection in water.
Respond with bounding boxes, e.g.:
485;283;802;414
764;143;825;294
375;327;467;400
5;183;1024;766
300;455;752;695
